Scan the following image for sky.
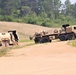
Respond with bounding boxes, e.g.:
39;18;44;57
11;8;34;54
61;0;76;4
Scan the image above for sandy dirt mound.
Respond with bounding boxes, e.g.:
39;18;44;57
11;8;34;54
0;41;76;75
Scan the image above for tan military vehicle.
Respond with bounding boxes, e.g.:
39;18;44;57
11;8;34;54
0;30;19;47
0;32;13;47
30;24;76;43
59;24;76;41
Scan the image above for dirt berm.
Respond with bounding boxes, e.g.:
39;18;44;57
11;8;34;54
0;41;76;75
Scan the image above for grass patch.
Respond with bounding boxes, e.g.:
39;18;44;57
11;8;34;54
68;40;76;47
71;40;76;47
19;39;33;43
0;48;8;57
25;43;35;46
0;43;35;57
9;43;35;50
0;40;35;57
8;39;35;50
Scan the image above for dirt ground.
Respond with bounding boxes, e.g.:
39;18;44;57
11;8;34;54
0;41;76;75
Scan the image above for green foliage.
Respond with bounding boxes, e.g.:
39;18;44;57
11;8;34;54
0;15;4;21
68;40;76;47
3;16;13;21
72;41;76;47
0;0;76;27
0;15;14;21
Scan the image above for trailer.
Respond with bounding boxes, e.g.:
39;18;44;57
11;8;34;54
30;29;60;43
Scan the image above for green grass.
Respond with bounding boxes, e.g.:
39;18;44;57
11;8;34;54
0;48;8;57
19;39;33;43
0;40;35;57
9;43;35;50
68;40;76;47
71;40;76;47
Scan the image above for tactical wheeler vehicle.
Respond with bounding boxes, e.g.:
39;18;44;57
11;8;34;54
30;24;76;43
59;24;76;41
0;30;18;47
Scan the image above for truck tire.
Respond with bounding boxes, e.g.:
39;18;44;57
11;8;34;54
34;37;40;43
40;37;51;43
67;33;75;40
59;35;66;41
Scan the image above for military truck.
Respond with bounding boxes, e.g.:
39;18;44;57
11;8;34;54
30;24;76;43
0;30;18;47
59;24;76;41
0;32;13;47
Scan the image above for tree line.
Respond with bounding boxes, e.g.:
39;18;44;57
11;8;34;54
0;0;76;27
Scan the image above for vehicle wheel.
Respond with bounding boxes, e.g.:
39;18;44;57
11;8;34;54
34;37;40;43
68;34;75;40
40;37;50;43
59;35;66;41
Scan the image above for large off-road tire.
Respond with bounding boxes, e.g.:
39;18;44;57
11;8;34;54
59;35;66;41
40;37;51;43
67;33;75;40
34;37;40;43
